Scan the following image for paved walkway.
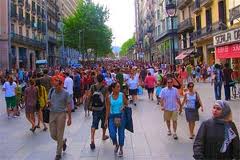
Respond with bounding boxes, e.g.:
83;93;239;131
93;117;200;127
0;83;239;160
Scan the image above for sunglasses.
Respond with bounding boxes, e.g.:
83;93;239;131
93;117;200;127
167;81;173;84
188;85;194;88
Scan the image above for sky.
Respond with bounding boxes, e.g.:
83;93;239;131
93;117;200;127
92;0;135;47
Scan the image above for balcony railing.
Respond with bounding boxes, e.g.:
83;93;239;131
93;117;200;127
200;0;213;8
178;18;194;33
191;22;223;42
230;5;240;22
11;32;45;49
48;21;57;31
177;0;192;10
155;29;178;41
48;36;57;44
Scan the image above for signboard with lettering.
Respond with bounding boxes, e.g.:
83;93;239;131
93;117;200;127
216;43;240;59
214;28;240;46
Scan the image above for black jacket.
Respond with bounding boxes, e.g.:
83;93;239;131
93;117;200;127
193;118;240;160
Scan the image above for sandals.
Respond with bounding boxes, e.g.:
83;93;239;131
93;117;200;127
114;145;119;153
173;134;178;140
102;135;109;141
118;150;123;157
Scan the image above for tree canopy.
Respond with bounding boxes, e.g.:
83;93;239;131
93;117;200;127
120;37;136;56
63;0;113;58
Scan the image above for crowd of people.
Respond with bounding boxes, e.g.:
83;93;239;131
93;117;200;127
0;60;239;160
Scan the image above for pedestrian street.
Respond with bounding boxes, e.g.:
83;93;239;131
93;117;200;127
0;83;239;160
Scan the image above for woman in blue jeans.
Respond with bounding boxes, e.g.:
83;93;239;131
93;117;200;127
106;82;128;157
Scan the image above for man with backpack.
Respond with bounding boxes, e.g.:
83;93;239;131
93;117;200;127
89;74;109;150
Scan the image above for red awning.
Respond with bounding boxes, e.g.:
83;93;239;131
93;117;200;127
216;43;240;59
175;51;187;60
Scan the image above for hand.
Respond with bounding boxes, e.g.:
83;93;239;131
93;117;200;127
201;107;204;112
161;107;165;111
104;120;108;128
179;108;183;115
47;100;51;106
67;118;72;126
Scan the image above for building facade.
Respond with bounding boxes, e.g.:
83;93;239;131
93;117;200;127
213;0;240;74
0;0;60;70
135;0;155;62
176;0;195;64
191;0;228;65
154;0;178;64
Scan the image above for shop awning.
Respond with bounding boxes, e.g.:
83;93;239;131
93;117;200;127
216;43;240;59
175;51;188;60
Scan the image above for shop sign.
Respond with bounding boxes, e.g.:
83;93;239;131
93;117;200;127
216;43;240;59
214;28;240;46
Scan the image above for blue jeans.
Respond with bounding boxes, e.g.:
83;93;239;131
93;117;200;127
108;113;126;146
214;81;222;100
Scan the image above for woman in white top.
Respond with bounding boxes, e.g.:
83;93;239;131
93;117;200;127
2;76;17;118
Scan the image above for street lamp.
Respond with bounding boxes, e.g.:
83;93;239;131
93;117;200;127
166;0;176;70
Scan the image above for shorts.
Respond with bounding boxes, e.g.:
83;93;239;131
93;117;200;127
91;111;106;129
147;88;154;94
164;110;178;121
5;96;16;109
129;89;138;96
73;87;81;98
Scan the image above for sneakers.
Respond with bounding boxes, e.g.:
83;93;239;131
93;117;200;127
90;142;95;150
55;155;61;160
63;139;67;151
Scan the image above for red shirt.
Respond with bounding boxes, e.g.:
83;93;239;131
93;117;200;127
144;75;156;88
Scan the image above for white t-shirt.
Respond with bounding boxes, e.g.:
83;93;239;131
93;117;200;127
2;82;17;97
64;76;73;95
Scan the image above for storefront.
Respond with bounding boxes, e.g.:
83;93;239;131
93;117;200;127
214;28;240;80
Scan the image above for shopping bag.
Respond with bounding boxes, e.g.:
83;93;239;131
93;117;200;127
43;108;50;123
137;86;143;95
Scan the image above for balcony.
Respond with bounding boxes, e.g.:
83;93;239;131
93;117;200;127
200;0;213;8
11;32;45;49
47;21;57;31
18;0;24;6
178;18;194;33
18;16;25;25
230;5;240;22
155;29;178;42
193;0;201;14
25;18;31;28
191;22;223;42
25;2;30;11
177;0;192;10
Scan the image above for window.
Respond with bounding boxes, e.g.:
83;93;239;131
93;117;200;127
196;15;201;34
32;31;36;39
218;1;226;24
26;29;29;37
157;9;160;20
182;10;185;20
11;24;15;33
19;26;22;35
206;8;212;32
182;33;187;49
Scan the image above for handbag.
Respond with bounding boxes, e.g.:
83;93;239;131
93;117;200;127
195;92;201;110
114;117;121;128
43;108;50;123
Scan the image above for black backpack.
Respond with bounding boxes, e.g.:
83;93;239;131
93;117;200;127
90;85;105;111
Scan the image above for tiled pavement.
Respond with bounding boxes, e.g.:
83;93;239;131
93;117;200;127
0;83;239;160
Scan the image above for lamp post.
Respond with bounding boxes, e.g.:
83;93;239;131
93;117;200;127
166;0;176;70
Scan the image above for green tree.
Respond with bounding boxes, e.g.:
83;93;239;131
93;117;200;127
120;37;136;56
62;0;113;59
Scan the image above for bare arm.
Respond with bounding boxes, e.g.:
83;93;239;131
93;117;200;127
105;91;110;123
